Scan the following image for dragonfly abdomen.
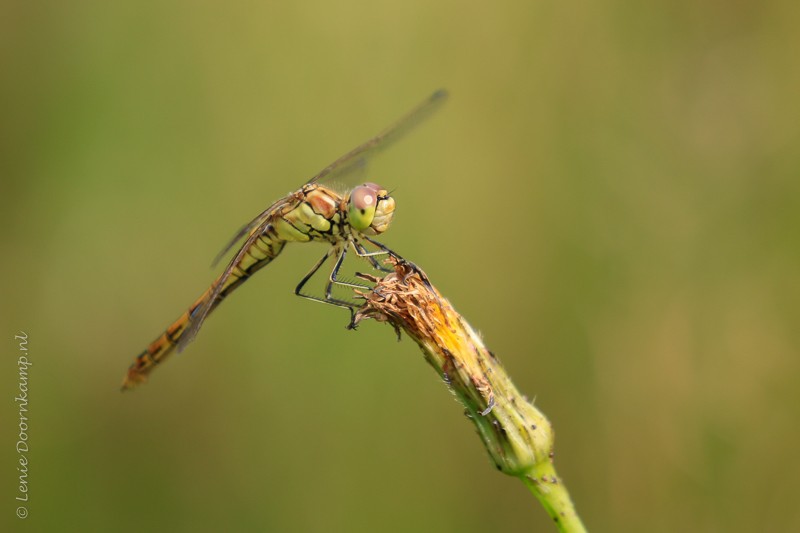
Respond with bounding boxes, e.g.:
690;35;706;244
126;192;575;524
121;232;287;390
121;293;207;390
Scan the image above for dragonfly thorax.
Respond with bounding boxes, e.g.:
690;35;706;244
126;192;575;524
272;183;395;245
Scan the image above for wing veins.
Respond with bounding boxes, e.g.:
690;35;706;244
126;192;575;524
211;196;293;267
307;89;448;187
179;199;293;352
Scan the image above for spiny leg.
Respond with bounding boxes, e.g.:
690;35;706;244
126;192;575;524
295;247;330;288
326;244;373;295
360;235;442;306
360;236;419;276
360;235;399;259
295;247;345;306
352;238;393;273
295;245;372;328
325;245;380;329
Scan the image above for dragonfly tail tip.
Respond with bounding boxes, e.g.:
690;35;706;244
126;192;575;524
432;89;449;101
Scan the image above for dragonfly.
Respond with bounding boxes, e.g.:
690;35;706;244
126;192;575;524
121;90;448;390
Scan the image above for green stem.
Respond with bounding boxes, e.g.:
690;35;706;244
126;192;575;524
354;259;587;532
522;461;587;532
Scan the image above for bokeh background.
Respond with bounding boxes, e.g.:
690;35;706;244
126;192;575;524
2;1;799;531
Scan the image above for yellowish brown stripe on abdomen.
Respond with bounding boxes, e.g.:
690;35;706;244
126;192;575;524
121;232;286;390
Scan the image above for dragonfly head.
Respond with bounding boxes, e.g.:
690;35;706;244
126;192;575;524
347;182;396;235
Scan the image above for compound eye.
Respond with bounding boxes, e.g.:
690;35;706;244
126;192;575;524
362;182;389;200
362;182;382;194
348;185;377;231
352;185;377;211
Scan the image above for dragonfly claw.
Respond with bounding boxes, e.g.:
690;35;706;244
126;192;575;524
346;308;359;330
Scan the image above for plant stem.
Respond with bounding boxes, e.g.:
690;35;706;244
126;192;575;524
523;460;587;532
354;258;587;532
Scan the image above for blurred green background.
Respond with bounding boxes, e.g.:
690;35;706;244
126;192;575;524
2;1;799;531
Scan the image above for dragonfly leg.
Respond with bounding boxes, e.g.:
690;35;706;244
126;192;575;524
361;236;429;283
295;248;354;309
295;247;333;298
360;235;400;259
360;236;447;320
295;246;369;329
326;245;374;293
359;236;424;280
351;239;393;272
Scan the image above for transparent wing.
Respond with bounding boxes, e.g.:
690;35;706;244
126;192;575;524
212;90;448;268
211;195;292;267
307;89;448;189
181;197;296;351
